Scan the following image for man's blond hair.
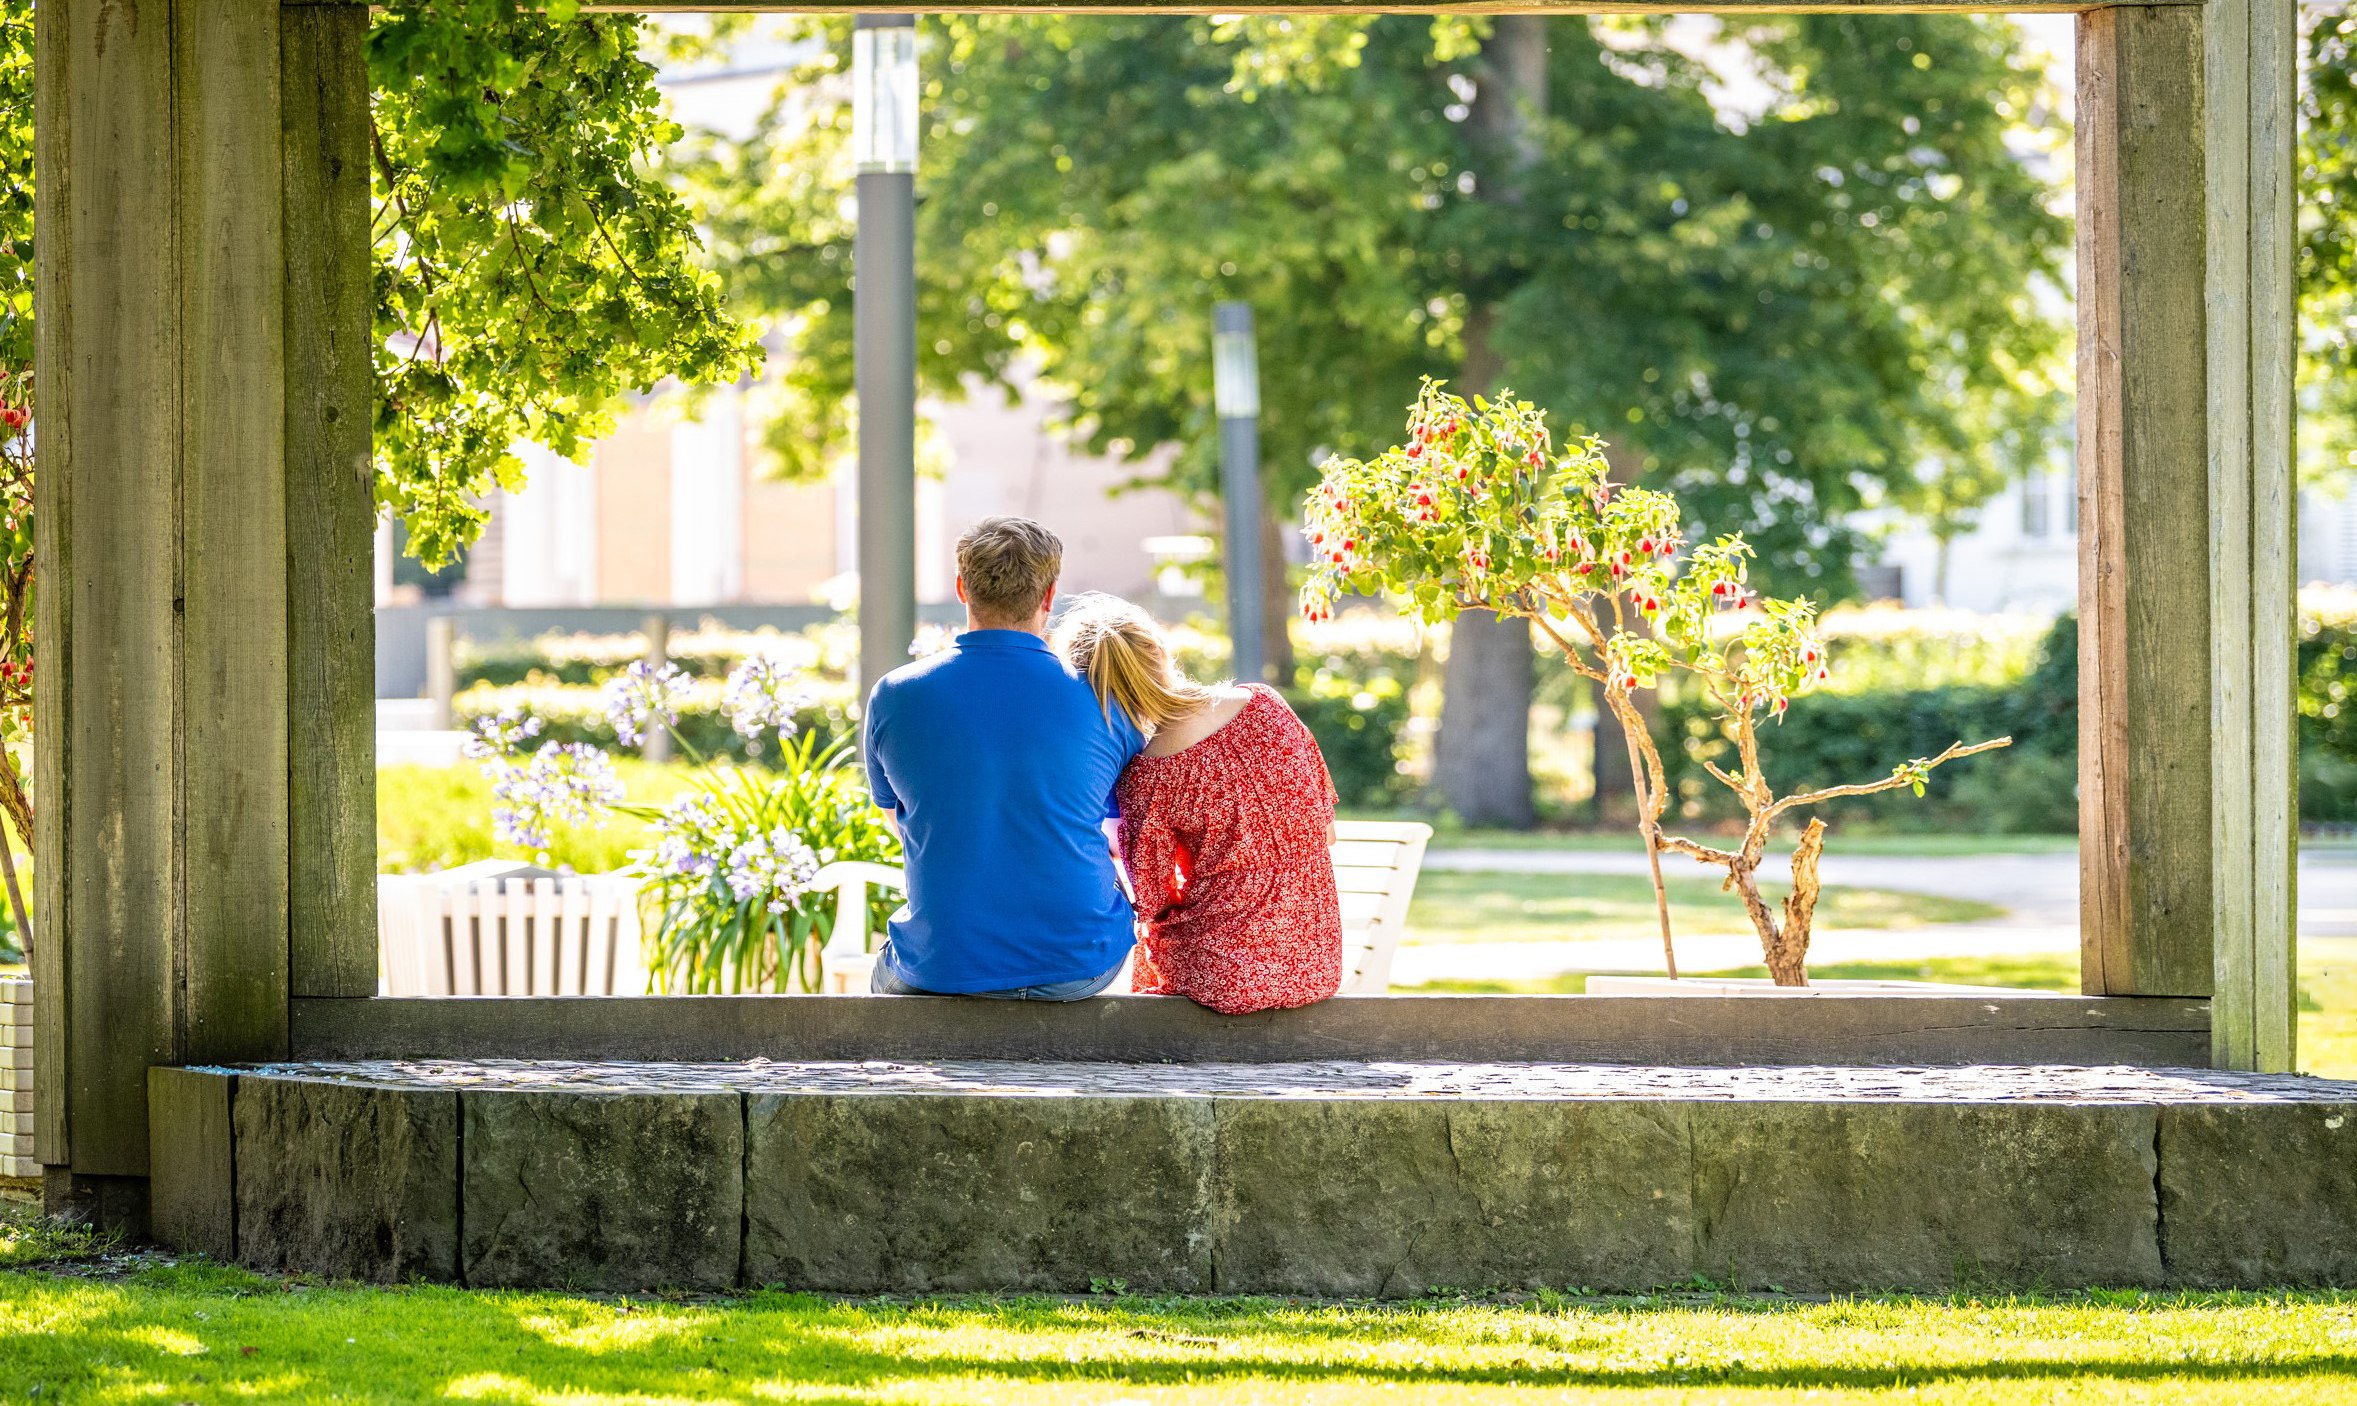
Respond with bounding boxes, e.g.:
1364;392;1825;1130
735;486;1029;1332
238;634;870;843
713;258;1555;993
957;516;1063;624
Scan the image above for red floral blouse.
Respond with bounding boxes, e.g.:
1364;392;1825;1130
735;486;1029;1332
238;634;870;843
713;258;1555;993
1116;683;1343;1015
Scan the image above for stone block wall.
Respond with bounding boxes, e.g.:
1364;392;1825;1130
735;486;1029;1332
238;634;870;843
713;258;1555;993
148;1059;2357;1295
0;979;33;1182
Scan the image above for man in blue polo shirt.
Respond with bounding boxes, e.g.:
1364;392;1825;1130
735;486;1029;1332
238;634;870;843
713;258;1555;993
862;516;1144;998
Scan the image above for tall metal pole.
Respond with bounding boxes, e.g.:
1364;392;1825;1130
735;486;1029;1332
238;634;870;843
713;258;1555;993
1212;303;1265;685
854;15;919;704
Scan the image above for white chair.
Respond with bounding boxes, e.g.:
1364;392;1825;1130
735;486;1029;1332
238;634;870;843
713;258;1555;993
813;861;906;994
1329;820;1433;993
812;820;1433;995
378;863;649;996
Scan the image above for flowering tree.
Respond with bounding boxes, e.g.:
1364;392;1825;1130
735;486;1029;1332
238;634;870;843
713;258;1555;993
0;372;28;956
1300;381;2008;985
464;653;900;992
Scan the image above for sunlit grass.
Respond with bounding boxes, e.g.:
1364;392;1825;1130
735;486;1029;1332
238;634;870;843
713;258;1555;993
1;1260;2354;1404
1403;827;2083;856
1404;951;2357;1083
1405;871;2002;946
377;759;700;874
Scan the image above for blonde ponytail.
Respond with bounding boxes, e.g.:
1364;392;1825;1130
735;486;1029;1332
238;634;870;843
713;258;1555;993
1054;593;1216;735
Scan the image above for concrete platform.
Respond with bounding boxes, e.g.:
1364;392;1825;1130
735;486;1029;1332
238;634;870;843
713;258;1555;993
148;1059;2357;1296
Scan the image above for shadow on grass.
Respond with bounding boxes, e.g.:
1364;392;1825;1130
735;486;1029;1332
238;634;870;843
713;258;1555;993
6;1270;2356;1401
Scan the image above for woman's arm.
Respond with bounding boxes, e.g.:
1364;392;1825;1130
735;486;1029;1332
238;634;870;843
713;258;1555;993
1118;805;1187;920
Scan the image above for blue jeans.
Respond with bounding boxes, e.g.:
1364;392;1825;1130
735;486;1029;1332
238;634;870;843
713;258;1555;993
870;945;1126;1001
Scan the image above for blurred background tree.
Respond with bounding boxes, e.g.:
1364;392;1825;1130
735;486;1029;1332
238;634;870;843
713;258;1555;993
683;13;2069;825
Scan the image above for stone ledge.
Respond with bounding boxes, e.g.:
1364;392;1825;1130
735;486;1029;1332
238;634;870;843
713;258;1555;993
289;992;2215;1069
148;1061;2357;1295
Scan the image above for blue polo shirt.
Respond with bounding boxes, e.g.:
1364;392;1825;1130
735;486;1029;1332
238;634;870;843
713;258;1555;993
862;629;1145;993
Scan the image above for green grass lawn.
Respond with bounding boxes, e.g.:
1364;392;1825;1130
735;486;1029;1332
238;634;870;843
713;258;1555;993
0;1252;2352;1404
1402;826;2083;858
377;759;699;874
1404;871;2003;946
1404;947;2357;1083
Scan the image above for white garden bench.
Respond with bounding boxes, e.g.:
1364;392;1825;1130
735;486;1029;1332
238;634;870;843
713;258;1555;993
378;862;648;996
813;820;1433;996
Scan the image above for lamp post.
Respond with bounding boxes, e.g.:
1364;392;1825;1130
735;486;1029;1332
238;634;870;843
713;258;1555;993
1213;302;1265;685
854;14;919;705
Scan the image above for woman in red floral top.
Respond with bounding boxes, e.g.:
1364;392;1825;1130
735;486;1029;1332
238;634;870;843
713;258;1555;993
1055;595;1343;1015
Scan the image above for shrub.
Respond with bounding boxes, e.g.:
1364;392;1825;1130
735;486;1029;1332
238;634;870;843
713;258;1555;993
454;679;857;763
1286;672;1412;808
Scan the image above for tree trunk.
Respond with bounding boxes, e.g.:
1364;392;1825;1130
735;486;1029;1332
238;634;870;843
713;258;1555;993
1768;819;1827;986
1431;16;1547;829
1589;683;1663;823
1259;494;1297;686
1434;609;1537;828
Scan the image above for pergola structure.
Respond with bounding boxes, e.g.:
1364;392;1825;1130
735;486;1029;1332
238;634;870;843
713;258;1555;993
31;0;2296;1231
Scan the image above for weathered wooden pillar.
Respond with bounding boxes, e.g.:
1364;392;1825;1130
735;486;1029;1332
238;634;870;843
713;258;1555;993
2076;2;2297;1070
33;0;376;1223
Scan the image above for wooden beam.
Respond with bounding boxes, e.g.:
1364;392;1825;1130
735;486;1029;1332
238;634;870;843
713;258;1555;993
2207;0;2299;1072
282;1;380;1000
2076;6;2214;1003
290;993;2215;1068
28;0;73;1171
36;0;309;1196
40;0;186;1178
181;0;292;1065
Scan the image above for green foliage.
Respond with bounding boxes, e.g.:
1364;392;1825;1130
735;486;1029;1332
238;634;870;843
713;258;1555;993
1659;613;2075;833
688;15;2065;593
2297;589;2357;823
1285;674;1410;809
2304;11;2357;483
454;680;855;764
621;734;899;995
0;4;762;568
1301;379;1832;746
0;0;26;375
369;0;764;566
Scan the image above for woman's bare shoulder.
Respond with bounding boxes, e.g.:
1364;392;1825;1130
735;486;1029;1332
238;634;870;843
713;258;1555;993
1140;685;1255;758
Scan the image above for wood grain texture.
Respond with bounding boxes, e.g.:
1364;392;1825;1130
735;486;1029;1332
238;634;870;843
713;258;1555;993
2210;0;2300;1072
290;994;2215;1069
180;0;291;1065
2249;0;2298;1073
2076;7;2213;1001
283;2;379;1000
2206;0;2254;1054
29;0;73;1169
146;1067;235;1261
53;0;185;1176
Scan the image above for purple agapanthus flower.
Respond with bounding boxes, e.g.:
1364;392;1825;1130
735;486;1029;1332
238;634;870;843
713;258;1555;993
602;660;691;748
722;653;811;742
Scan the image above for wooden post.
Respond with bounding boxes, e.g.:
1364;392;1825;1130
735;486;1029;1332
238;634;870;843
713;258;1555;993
2203;0;2299;1072
36;0;188;1198
283;0;380;1003
34;0;375;1216
2077;4;2297;1069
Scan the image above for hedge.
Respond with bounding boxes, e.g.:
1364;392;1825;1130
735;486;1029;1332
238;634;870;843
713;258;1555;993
1657;615;2079;835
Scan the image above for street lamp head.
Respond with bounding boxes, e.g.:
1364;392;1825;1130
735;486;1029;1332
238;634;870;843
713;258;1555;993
1212;302;1259;420
852;17;919;176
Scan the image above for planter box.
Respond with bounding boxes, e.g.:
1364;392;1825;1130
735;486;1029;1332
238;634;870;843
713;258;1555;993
1586;975;2047;997
0;978;31;1183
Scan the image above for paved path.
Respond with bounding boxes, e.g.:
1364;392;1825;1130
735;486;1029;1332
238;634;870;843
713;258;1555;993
1395;845;2357;987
